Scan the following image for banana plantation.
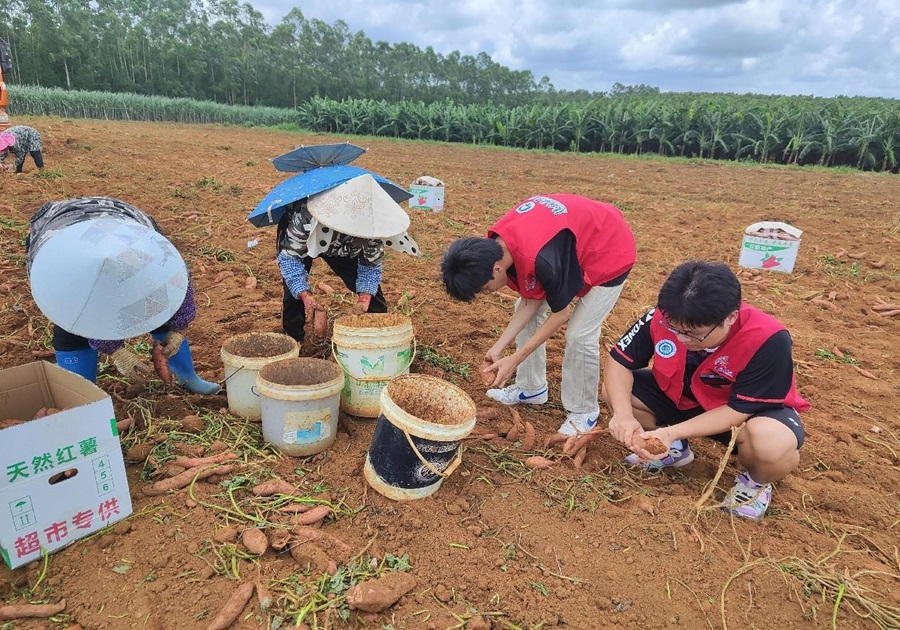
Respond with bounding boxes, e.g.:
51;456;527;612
10;84;900;172
296;94;900;172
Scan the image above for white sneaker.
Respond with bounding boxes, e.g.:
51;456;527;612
486;384;548;406
557;411;599;436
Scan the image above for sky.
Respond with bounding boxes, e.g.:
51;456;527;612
250;0;900;99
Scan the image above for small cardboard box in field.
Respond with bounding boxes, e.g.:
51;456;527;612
738;221;803;273
408;176;445;212
0;362;131;569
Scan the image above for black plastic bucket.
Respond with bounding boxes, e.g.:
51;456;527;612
363;374;476;500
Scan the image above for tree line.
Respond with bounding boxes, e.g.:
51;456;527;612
1;0;554;108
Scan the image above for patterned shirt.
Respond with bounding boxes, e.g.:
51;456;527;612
278;201;384;266
2;125;42;172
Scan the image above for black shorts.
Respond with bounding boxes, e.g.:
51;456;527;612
631;369;805;448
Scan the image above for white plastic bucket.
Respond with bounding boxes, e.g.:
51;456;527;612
220;333;299;420
255;358;344;457
332;313;414;418
364;374;476;500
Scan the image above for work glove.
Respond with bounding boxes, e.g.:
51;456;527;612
111;348;154;380
353;293;372;314
159;330;185;358
298;290;322;313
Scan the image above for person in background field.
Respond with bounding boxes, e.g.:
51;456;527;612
26;197;220;395
603;260;808;521
441;194;636;436
276;174;420;342
0;125;44;173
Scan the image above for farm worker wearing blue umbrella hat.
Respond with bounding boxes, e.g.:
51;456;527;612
26;197;220;394
276;173;420;342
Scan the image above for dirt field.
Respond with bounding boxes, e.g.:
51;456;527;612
1;116;898;630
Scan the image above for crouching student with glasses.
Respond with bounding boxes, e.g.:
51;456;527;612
602;260;808;521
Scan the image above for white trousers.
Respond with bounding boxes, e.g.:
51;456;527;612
514;283;625;414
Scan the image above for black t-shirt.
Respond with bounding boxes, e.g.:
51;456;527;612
610;309;795;414
508;230;630;313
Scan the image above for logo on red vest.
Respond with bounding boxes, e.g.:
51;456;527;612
713;355;734;378
524;273;537;291
515;201;536;214
654;339;677;358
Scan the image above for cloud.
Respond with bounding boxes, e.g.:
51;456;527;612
251;0;900;98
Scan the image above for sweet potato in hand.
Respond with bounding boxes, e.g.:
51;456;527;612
151;343;173;385
313;309;328;337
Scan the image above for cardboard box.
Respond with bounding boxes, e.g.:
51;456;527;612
0;362;131;569
738;221;803;273
408;176;445;212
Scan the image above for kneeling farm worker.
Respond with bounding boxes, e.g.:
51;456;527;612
603;260;808;521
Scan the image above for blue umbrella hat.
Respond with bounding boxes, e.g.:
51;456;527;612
248;165;412;228
271;142;367;173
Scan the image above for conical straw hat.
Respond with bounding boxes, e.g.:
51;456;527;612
307;174;411;239
30;217;188;340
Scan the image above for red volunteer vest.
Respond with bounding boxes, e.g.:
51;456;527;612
488;195;636;300
649;304;810;412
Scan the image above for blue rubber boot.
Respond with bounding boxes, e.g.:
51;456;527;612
54;348;99;382
151;333;221;395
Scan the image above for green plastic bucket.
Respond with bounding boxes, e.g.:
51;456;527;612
332;313;414;418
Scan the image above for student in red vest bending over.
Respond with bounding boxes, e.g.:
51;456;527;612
604;261;808;520
441;194;636;436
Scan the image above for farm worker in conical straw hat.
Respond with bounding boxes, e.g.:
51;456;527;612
603;261;809;521
0;125;44;174
276;173;420;342
26;196;220;394
441;194;636;436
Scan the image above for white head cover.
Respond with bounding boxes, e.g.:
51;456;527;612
307;174;410;238
30;217;189;340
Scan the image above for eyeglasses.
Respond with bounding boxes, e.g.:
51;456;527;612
661;314;721;343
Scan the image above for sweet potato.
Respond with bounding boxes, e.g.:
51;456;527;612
853;365;880;380
31;349;55;359
313;309;328;337
569;429;604;454
520;422;536;451
256;581;273;613
524;456;554;470
213;270;235;284
251;479;297;497
291;526;352;555
640;436;669;458
32;407;49;419
544;433;569;449
244;276;258;290
0;599;66;620
478;361;493;386
317;282;336;296
143;464;237;496
475;407;499;420
562;436;577;456
506;424;520;442
290;505;332;526
241;528;269;555
205;582;254;630
277;503;313;513
151;343;173;385
173;452;237;468
573;446;587;469
0;418;28;430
